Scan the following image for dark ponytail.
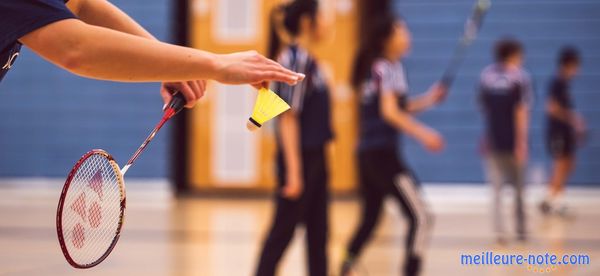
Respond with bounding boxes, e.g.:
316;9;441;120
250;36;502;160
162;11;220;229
267;0;318;60
351;12;398;89
267;5;285;59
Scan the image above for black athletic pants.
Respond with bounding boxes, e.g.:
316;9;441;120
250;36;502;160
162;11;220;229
255;147;329;276
346;148;432;276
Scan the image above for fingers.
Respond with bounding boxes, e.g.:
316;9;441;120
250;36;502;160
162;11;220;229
162;81;207;109
259;70;301;85
251;81;270;90
252;52;304;84
160;84;173;109
281;185;301;200
198;80;207;94
176;82;197;108
188;80;206;102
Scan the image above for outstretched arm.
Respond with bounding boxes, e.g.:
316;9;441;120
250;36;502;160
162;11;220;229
66;0;204;106
20;19;296;83
19;19;302;97
407;83;447;113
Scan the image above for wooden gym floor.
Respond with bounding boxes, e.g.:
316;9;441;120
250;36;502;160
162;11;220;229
0;180;599;276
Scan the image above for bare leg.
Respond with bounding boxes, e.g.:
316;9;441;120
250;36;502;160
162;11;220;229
549;157;574;198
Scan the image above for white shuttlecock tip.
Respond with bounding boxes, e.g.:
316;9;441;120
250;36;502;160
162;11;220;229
247;118;261;131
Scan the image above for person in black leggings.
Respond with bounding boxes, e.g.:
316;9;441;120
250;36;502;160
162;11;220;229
341;13;446;276
255;1;333;275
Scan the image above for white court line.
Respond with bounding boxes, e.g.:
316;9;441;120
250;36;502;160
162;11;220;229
0;178;172;209
1;179;600;213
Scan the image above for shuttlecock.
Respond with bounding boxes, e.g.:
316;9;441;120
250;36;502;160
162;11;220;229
247;88;291;131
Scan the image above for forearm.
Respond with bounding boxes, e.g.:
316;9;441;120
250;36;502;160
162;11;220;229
381;94;432;141
384;110;432;142
515;104;529;148
407;92;434;113
547;101;576;125
76;0;155;39
21;19;220;82
279;112;302;178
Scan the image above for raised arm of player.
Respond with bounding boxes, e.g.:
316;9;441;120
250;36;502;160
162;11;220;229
19;19;303;106
407;82;447;113
66;0;204;107
380;92;445;152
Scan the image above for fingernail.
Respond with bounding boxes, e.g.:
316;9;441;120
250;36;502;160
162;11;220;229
297;73;306;79
162;103;167;111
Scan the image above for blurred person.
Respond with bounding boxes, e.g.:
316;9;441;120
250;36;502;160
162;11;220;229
539;47;585;217
0;0;304;107
254;1;333;275
340;13;446;276
478;38;532;243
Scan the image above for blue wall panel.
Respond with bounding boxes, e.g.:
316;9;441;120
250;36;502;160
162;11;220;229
0;0;171;178
395;0;600;185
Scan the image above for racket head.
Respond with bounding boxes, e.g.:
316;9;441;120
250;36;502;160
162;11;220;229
56;149;126;269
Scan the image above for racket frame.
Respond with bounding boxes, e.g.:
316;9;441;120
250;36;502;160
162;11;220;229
441;0;491;88
56;149;126;269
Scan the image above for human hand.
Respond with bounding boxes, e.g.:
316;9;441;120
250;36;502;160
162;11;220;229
161;80;206;108
420;128;445;153
214;51;305;89
281;172;303;200
428;82;448;105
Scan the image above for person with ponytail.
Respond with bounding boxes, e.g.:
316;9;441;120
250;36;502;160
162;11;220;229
340;13;446;276
255;1;333;275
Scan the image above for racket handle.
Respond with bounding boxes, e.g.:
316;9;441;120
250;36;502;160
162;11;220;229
166;90;187;114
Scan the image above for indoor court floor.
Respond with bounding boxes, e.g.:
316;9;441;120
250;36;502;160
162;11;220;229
1;180;599;276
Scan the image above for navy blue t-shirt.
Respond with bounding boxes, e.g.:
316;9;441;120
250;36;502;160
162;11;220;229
0;0;75;82
546;76;574;136
358;58;408;152
272;45;332;150
478;64;533;153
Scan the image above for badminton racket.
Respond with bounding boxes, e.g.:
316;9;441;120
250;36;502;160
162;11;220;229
440;0;491;89
56;91;186;268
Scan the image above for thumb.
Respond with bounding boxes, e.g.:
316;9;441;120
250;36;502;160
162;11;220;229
160;86;173;110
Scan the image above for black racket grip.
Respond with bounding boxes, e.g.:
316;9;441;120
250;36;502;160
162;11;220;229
166;89;187;114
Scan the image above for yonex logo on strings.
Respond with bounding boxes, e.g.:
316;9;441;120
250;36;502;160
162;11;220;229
70;170;104;249
2;52;19;70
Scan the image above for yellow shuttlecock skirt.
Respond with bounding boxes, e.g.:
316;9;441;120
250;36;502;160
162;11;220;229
247;88;291;131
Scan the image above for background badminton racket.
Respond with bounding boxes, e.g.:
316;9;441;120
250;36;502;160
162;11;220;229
440;0;491;89
56;91;186;269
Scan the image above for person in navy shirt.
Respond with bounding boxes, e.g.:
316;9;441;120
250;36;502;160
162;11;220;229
341;13;446;276
255;1;332;275
478;38;532;243
0;0;304;107
539;47;586;216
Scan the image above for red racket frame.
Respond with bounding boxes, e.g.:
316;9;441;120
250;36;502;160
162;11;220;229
56;149;126;269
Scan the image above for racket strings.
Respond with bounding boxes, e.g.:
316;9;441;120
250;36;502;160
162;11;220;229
60;153;123;266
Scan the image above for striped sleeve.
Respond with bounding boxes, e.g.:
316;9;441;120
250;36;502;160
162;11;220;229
373;60;407;95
